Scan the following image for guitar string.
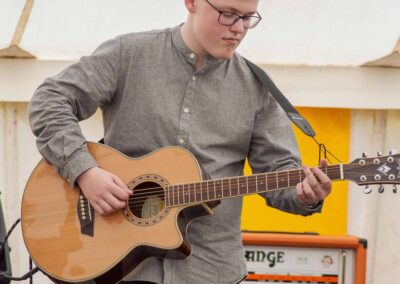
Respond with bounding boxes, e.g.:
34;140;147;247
127;180;386;208
126;163;367;198
125;164;380;205
31;163;383;215
125;164;363;195
125;165;381;208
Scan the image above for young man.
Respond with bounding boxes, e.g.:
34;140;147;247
29;0;332;283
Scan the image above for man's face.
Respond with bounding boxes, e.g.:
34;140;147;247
191;0;260;59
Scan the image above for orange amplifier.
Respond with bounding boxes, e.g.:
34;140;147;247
242;232;367;284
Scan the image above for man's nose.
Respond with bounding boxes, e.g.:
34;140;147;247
230;18;245;33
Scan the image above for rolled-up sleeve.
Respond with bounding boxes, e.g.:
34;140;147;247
28;37;121;186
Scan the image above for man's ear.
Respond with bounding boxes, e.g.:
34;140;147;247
184;0;197;13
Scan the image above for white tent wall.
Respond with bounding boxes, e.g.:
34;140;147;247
348;110;400;283
2;0;399;63
1;0;400;283
0;102;103;283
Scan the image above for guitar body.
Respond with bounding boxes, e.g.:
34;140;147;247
21;143;213;284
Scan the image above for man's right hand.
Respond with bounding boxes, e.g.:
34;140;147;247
76;167;132;215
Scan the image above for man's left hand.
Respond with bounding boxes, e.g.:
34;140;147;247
296;158;332;206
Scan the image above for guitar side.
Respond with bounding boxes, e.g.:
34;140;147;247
21;142;209;284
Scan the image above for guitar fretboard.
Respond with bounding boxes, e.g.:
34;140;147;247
165;165;343;207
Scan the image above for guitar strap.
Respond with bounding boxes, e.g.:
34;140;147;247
244;58;316;138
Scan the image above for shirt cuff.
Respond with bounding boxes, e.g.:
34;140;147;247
302;201;323;212
62;148;99;187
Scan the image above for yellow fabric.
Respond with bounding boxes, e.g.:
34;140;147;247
241;107;350;235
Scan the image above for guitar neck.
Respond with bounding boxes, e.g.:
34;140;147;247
165;164;344;207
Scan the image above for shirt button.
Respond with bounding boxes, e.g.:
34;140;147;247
189;53;196;59
192;76;196;81
183;108;189;113
179;139;185;144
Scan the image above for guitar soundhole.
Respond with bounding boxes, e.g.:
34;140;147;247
129;181;165;219
123;175;170;226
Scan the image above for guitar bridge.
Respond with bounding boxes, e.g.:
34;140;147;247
77;190;95;237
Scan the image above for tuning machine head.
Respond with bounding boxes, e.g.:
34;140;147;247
363;185;372;194
389;149;398;155
362;152;368;158
393;185;398;194
378;185;385;193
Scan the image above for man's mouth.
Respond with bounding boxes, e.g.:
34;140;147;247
222;37;240;45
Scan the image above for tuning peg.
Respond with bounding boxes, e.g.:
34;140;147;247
378;185;385;193
363;186;372;194
389;149;398;155
362;152;368;158
377;151;382;156
393;185;398;194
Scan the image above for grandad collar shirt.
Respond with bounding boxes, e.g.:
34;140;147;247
29;25;313;284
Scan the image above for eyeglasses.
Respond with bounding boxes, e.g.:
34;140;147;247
203;0;262;29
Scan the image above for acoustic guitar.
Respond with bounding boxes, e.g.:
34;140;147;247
21;142;400;284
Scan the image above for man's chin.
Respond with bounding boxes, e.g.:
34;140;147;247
212;49;236;60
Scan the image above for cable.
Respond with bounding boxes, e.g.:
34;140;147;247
0;267;39;281
0;218;20;256
0;218;39;282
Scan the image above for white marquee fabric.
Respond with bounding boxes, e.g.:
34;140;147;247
1;0;399;65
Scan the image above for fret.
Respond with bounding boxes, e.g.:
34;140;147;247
238;177;247;195
195;182;202;202
183;184;189;204
174;185;177;205
208;180;215;200
168;186;172;206
222;179;230;198
172;185;176;206
256;175;258;192
277;172;287;189
287;171;290;188
178;184;183;205
215;180;222;199
231;177;239;197
268;172;277;190
247;175;257;194
229;178;232;197
288;170;298;188
201;181;207;202
189;183;195;203
165;186;169;206
258;174;267;192
298;168;303;184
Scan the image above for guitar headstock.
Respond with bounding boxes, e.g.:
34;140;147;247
345;151;400;193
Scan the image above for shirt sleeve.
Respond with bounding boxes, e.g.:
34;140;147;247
247;87;321;216
28;36;122;186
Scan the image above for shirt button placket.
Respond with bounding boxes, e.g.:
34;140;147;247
177;74;197;147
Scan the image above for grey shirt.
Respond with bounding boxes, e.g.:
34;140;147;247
29;26;319;284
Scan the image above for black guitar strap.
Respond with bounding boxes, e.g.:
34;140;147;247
244;58;316;138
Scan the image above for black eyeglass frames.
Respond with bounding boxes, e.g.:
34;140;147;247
203;0;262;29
